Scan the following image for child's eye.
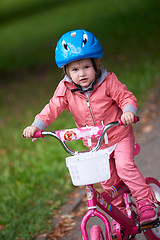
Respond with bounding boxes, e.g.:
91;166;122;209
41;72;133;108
85;65;90;69
72;68;78;72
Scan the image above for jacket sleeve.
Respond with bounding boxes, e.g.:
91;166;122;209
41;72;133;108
32;81;68;129
106;72;138;114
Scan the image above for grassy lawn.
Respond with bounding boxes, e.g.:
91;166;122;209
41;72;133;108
0;0;160;239
0;71;82;239
0;0;159;73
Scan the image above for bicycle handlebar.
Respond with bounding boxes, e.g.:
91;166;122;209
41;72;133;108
33;116;139;156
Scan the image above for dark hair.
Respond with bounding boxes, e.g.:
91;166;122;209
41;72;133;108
90;58;101;78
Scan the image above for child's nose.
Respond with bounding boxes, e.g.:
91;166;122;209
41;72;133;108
79;69;85;76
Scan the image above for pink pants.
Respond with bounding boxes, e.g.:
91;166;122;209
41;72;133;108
101;129;157;210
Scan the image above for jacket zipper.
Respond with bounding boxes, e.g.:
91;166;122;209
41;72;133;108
71;90;96;126
86;99;96;125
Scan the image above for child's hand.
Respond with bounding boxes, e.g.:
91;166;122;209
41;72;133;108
121;111;135;126
23;126;40;142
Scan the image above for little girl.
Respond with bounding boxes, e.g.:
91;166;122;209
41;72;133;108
23;29;158;236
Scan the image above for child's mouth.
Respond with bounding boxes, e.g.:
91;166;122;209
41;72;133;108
80;78;88;82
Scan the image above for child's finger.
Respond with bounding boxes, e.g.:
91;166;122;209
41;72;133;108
32;138;38;142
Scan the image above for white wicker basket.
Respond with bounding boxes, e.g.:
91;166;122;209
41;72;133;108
66;149;110;186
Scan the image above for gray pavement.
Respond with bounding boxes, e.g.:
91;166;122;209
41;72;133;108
135;110;160;181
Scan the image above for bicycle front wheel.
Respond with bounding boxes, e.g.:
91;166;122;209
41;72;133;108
143;177;160;240
90;225;105;240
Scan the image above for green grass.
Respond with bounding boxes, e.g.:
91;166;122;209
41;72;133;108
0;0;159;73
0;0;160;239
0;0;65;23
0;71;87;239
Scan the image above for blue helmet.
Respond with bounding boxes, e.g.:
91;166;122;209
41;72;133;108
55;29;103;68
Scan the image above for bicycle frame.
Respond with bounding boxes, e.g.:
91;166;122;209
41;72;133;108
31;117;160;239
81;178;160;240
81;181;140;240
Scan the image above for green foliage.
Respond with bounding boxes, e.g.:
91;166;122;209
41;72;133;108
0;0;159;74
0;0;69;23
0;72;86;239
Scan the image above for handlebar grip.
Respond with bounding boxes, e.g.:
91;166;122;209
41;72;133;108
33;130;44;138
118;116;140;126
133;116;140;123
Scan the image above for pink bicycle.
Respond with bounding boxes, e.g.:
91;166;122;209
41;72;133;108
33;117;160;240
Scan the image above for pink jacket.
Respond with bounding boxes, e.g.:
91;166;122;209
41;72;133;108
33;69;138;148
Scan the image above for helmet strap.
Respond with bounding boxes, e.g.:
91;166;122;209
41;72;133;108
71;78;97;94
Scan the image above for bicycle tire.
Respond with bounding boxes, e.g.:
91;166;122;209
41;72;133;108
143;177;160;240
90;225;105;240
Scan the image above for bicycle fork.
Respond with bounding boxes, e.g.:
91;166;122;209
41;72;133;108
80;185;112;240
81;209;111;240
80;184;139;240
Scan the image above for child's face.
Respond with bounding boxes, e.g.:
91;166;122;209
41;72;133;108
67;58;96;88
